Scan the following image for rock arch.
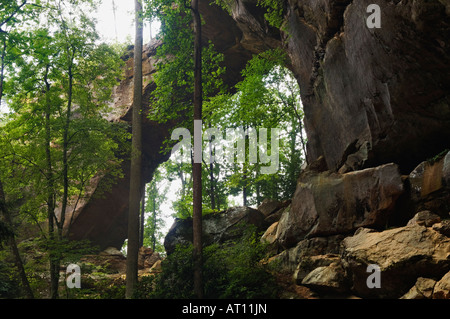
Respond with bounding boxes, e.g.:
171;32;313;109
67;0;450;249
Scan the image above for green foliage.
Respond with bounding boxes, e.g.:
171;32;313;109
0;220;14;246
142;167;168;253
64;272;126;299
0;252;21;298
0;0;127;227
0;0;130;298
203;228;278;299
204;48;305;204
257;0;285;28
140;226;279;299
145;0;226;130
212;0;285;28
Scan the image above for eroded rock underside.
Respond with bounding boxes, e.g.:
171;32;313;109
65;0;450;298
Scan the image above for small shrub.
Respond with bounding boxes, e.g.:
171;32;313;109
140;226;279;299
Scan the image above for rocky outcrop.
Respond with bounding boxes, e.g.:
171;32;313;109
164;206;266;254
80;246;161;274
286;0;450;173
265;209;450;298
261;149;450;298
433;271;450;299
261;154;450;299
400;277;437;299
408;151;450;218
400;272;450;299
301;260;348;294
275;162;403;249
342;224;450;298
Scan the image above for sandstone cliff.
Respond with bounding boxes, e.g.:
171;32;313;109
64;1;450;299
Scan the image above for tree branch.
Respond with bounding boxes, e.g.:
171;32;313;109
0;0;28;31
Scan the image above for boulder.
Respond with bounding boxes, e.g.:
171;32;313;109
408;151;450;218
277;163;403;249
409;151;450;199
400;277;437;299
294;254;341;285
138;247;160;269
149;259;162;273
260;222;279;246
433;270;450;299
342;224;450;298
432;220;450;237
164;206;265;254
257;199;282;217
100;247;124;257
301;261;349;294
264;204;288;226
444;152;450;186
407;211;441;227
267;235;344;275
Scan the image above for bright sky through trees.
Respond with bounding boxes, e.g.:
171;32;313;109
96;0;160;44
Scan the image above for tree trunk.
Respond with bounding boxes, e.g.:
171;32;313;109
43;65;59;299
151;195;156;251
0;180;34;299
242;163;248;206
59;60;74;238
126;0;143;299
139;188;145;248
191;0;203;299
207;123;216;210
0;38;5;108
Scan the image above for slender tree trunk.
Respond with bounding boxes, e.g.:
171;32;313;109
139;187;145;248
208;124;215;210
126;0;143;299
0;38;5;108
179;163;186;198
0;180;34;299
242;163;248;206
209;161;215;210
43;65;59;299
112;0;118;42
59;61;73;238
191;0;203;299
151;195;156;251
291;101;307;161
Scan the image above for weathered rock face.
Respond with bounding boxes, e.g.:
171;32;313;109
342;224;450;298
164;206;266;254
400;277;437;299
267;204;450;298
276;163;403;248
301;260;348;294
407;151;450;217
284;0;450;172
